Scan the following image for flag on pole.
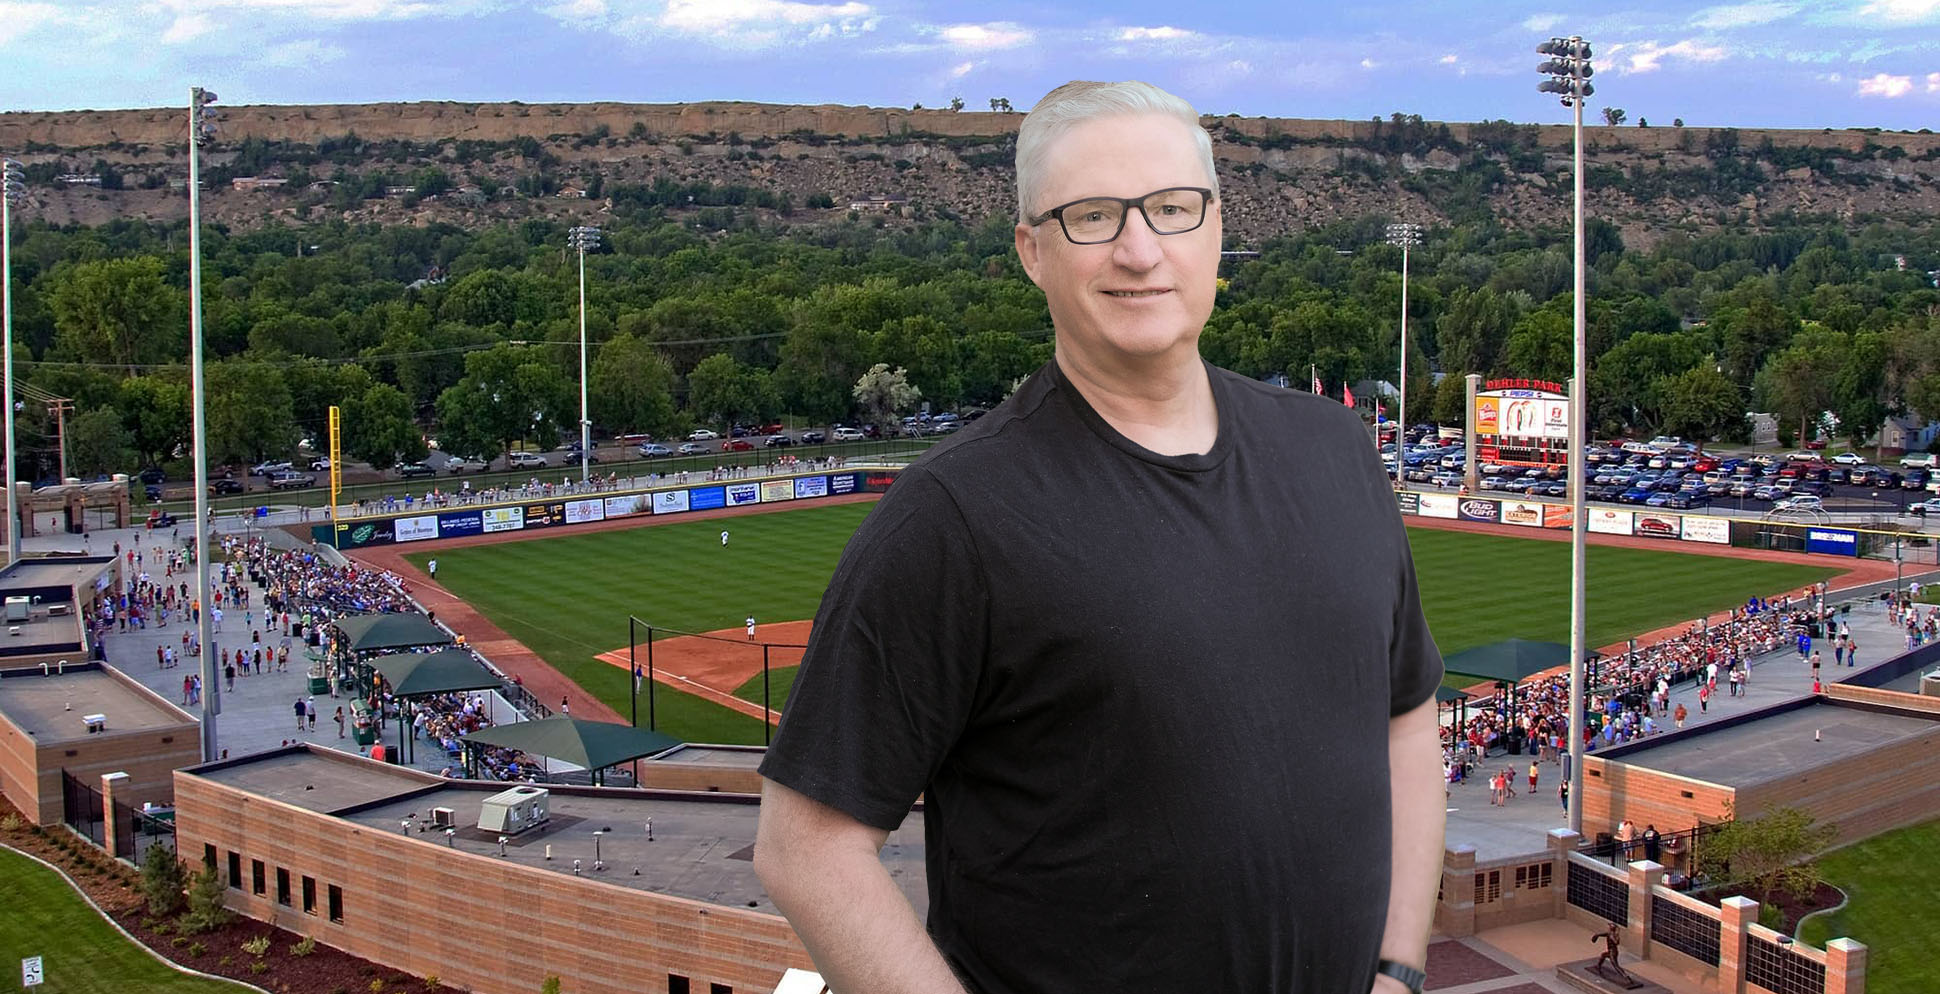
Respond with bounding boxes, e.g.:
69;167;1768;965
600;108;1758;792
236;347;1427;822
1343;384;1356;409
1312;370;1322;395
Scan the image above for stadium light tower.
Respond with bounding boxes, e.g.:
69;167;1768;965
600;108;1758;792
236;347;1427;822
189;85;222;762
2;158;27;566
568;225;601;483
1538;35;1593;834
1385;222;1422;446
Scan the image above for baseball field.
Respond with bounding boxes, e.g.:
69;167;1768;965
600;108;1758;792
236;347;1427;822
403;500;1840;745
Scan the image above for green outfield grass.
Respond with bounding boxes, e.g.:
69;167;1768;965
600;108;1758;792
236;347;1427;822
1796;817;1940;994
420;507;1838;743
0;847;254;993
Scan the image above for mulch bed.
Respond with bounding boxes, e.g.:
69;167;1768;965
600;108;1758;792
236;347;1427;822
1691;880;1847;934
0;796;464;994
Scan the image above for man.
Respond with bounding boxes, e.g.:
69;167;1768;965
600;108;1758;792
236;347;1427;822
754;80;1444;994
721;529;730;547
745;615;756;642
428;558;438;580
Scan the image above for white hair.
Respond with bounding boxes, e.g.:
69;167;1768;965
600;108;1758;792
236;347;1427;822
1015;80;1218;224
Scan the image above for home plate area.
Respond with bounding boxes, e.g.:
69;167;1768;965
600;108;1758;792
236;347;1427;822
595;620;812;724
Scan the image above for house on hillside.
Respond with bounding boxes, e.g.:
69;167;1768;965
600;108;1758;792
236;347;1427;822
231;177;287;192
847;192;908;212
1879;416;1938;455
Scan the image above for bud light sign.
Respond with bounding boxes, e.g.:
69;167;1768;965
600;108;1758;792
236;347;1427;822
1805;528;1858;557
1458;498;1500;523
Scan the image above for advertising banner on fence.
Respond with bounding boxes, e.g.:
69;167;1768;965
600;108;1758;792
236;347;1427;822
604;495;643;519
829;472;860;496
1500;501;1544;527
1634;513;1681;540
1681;516;1731;545
335;519;396;549
726;483;761;506
436;510;483;539
1458;498;1500;523
482;507;524;533
652;490;690;515
794;475;829;499
524;503;564;528
1806;527;1859;557
1395;491;1420;515
1543;503;1574;529
760;479;796;503
563;499;605;524
1418;493;1458;519
690;486;726;510
394;514;440;543
863;472;898;493
1587;508;1633;536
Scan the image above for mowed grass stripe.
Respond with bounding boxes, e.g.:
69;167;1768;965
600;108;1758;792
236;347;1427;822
427;508;1839;739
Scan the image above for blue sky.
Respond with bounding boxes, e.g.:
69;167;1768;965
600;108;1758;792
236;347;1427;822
0;1;1936;130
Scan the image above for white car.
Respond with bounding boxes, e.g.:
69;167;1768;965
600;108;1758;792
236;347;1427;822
1910;500;1939;516
688;429;719;441
1900;452;1937;469
445;456;488;473
1832;452;1865;466
1773;495;1824;512
310;457;331;471
831;427;866;441
508;451;548;469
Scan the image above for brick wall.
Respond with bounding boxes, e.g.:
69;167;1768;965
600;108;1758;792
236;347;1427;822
1735;718;1940;846
1;718;196;825
173;771;816;994
1582;757;1735;842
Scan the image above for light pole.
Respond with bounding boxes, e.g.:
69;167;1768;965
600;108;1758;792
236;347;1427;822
1385;222;1421;450
567;226;601;483
2;158;26;566
1539;34;1593;834
189;86;222;762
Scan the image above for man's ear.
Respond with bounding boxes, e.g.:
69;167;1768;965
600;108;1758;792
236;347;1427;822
1015;222;1044;288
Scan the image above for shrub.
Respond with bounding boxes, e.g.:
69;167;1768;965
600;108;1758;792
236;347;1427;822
172;936;192;948
250;960;270;975
371;981;387;993
187;941;206;958
291;936;317;957
0;813;21;832
139;847;186;917
242;936;272;957
179;863;233;934
423;975;439;988
540;977;561;994
219;955;233;967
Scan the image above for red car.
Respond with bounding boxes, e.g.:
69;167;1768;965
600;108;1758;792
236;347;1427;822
1690;456;1719;473
1804;438;1827;450
723;439;755;452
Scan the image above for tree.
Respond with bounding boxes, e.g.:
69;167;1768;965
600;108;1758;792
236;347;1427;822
1501;310;1572;383
67;407;134;478
1637;117;1649;128
590;334;679;437
343;383;424;468
1431;372;1468;426
852;363;922;432
140;847;186;917
1755;331;1844;444
433;344;574;462
1435;287;1520;376
1601;107;1627;127
118;376;191;468
1659;362;1743;453
949;96;964;112
205;360;296;466
1673;117;1684;127
47;256;184;376
1696;805;1837;907
686;353;774;429
1832;331;1889;454
178;862;234;934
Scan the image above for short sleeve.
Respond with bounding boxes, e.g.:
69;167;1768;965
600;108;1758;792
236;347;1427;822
758;467;990;831
1388;541;1445;716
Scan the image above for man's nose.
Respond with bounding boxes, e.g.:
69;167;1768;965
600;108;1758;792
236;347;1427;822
1111;209;1165;270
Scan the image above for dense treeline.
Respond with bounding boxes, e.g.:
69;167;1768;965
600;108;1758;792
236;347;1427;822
3;205;1938;483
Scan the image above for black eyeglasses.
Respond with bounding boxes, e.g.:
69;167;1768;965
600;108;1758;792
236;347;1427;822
1027;186;1214;245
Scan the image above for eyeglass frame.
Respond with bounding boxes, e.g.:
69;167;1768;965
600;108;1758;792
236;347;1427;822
1025;186;1216;245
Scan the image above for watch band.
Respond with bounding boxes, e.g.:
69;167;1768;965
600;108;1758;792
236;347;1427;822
1375;958;1427;994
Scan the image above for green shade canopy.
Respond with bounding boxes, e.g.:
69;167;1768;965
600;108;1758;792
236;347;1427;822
1435;685;1471;703
462;717;683;771
366;649;500;698
1442;638;1575;685
331;613;452;652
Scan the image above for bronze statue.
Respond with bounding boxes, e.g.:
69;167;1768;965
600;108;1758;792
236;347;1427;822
1591;923;1633;983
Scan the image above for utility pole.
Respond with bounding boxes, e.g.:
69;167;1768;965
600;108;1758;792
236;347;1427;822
47;397;70;480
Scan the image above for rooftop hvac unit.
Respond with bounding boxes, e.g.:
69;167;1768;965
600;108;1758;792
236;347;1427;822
430;807;456;829
476;785;549;835
5;597;29;623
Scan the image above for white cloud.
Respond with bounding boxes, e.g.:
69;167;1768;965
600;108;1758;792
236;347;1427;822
1117;25;1194;42
1522;14;1564;32
948;60;975;78
660;0;870;33
0;1;65;44
1359;57;1377;69
1856;0;1940;21
1929;71;1940;91
1439;53;1459;64
545;0;606;21
1611;38;1729;73
938;21;1031;49
1857;72;1915;96
161;11;214;43
153;0;451;20
1689;2;1799;29
261;38;347;67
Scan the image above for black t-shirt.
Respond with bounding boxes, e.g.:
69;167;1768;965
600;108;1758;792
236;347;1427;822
759;358;1443;994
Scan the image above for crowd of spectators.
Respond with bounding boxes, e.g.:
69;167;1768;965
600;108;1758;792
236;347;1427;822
223;534;414;618
343;455;851;517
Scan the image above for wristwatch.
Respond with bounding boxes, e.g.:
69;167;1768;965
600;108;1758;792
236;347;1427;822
1375;958;1427;994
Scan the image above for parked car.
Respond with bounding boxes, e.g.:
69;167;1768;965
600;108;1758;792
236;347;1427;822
1832;452;1865;466
143;484;164;502
724;439;755;452
764;434;795;448
508;451;548;469
1910;500;1940;516
396;462;437;479
688;429;720;441
137;467;166;484
638;443;674;458
677;442;709;456
1666;493;1710;510
268;471;317;490
1900;452;1937;469
249;459;292;476
563;450;602;464
799;430;826;444
145;508;177;529
1773;494;1824;512
209;479;245;496
832;426;866;442
310;457;331;471
445;456;489;473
